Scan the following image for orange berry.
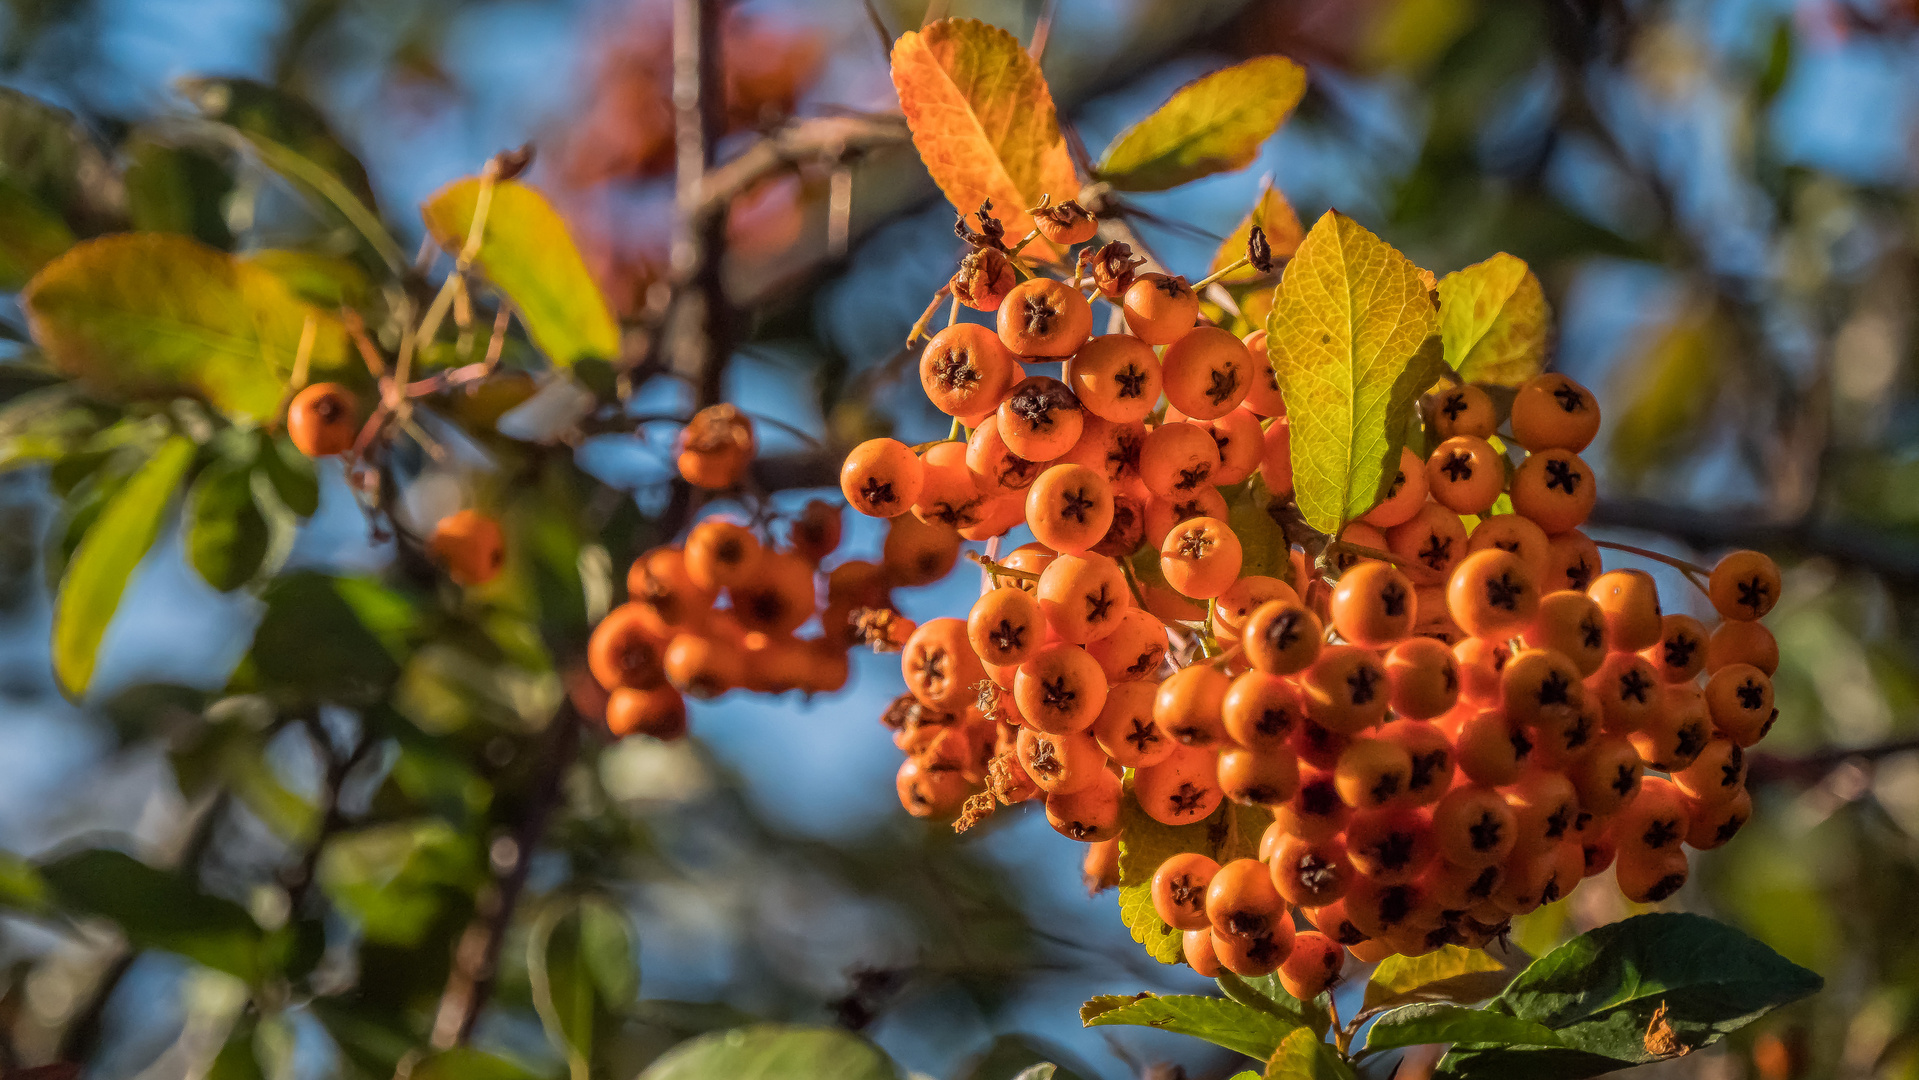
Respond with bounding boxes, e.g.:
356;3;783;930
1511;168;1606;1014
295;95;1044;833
1211;925;1292;977
951;246;1016;311
1586;570;1662;652
1705;663;1773;746
1708;550;1781;621
1015;642;1109;734
1523;590;1608;677
1202;407;1265;486
588;604;669;691
1454;636;1513;704
1291;718;1353;770
968;586;1043;666
1276;768;1351;842
1207;858;1288;938
1239;331;1286;416
1446;549;1540;639
287;382;359;457
676;403;756;489
1426;436;1505;515
1334;737;1413;809
1330;562;1417;647
1346;807;1437;884
1143;487;1230;549
1182;929;1223;975
1160;516;1243;599
1161;326;1252;420
1154;663;1231;746
1302;898;1371;949
1387;501;1468;579
1056;414;1146;490
1045;766;1122;842
1092;680;1175;767
1432;784;1518;868
1614;845;1689;904
1086;607;1169;683
1498;648;1585;730
787;500;842;563
1430;383;1495;439
1585;650;1664;732
912;441;987;530
606;684;687;740
1301;644;1390;734
1222;670;1303;749
627;547;716;628
662;632;741;699
921;323;1016;417
1467;514;1553;585
959;490;1025;541
997;376;1085;461
1672;737;1745;805
1544;529;1602;593
1031;196;1098;245
1706;619;1778;676
1682;787;1750;850
1270;834;1353;908
896;757;970;818
1152;852;1221;930
1025;463;1114;555
1093;492;1147;558
841;438;924;518
1510;448;1596;534
730;550;815;635
1510;372;1600;453
1138;421;1221;497
1258;417;1293;496
1630;686;1709;771
1501;769;1580;855
1647;613;1708;683
1243;599;1324;675
1134;743;1225;825
1422;859;1505;913
882;513;961;587
1218;745;1301;806
1384;637;1461;723
1361;447;1430;528
1569;732;1645;816
1530;694;1603;768
1015;727;1106;796
997;277;1093;358
1450;707;1532;786
430;509;505;586
1064;335;1161;424
965;414;1042;493
1613;777;1690;858
1035;551;1130;644
1277;932;1343;1001
997;542;1056;590
1121;272;1198;345
900;617;983;711
1215;576;1301;641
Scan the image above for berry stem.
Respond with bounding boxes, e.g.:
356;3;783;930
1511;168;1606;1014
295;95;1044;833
1591;540;1713;591
967;550;1043;583
1202;642;1243;668
948;415;964;442
1188;255;1248;292
1006;228;1042;257
1119;556;1150;610
1325;540;1419;574
905;285;951;347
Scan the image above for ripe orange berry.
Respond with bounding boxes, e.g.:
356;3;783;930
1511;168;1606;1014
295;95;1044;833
1450;707;1532;786
900;617;983;711
1211;924;1292;977
1498;648;1585;730
1154;663;1231;746
1453;636;1512;704
676;403;756;489
951;246;1015;311
1387;501;1468;579
1057;414;1146;490
965;414;1042;493
1672;737;1746;804
1243;600;1324;675
1045;766;1122;842
1259;416;1293;496
1706;619;1778;676
1152;852;1220;930
1426;436;1505;515
1239;330;1287;417
730;551;815;635
1016;727;1106;795
663;631;742;698
1302;898;1371;948
1093;492;1146;558
1121;272;1199;345
1143;488;1230;549
1207;857;1287;938
1587;570;1662;652
1138;421;1221;497
841;438;924;518
1092;680;1174;767
1381;718;1454;805
1615;845;1689;904
1161;326;1252;420
1431;383;1496;439
430;509;506;586
1182;929;1223;975
960;490;1025;542
1031;196;1098;245
1270;834;1353;908
589;603;669;691
1301;644;1390;734
1708;550;1781;621
1510;448;1595;534
912;441;987;530
1277;932;1343;1001
1025;463;1114;555
998;376;1085;461
1511;372;1600;453
1529;694;1602;768
1647;613;1708;683
1346;807;1437;884
968;586;1043;666
997;542;1056;590
1545;530;1603;593
1631;685;1709;771
882;513;961;587
920;323;1016;417
1585;650;1664;732
1361;447;1430;528
1433;784;1518;868
1218;745;1301;806
682;519;759;593
1422;859;1505;914
1571;732;1645;816
1467;514;1553;585
1446;549;1539;639
1614;776;1690;859
628;547;717;628
787;500;842;564
1064;335;1162;424
1524;590;1608;676
1682;786;1750;850
606;684;687;740
287;383;359;457
1086;607;1169;683
1222;670;1302;749
1705;663;1774;746
1330;562;1417;647
1334;738;1413;809
1160;517;1243;599
1291;718;1352;770
1035;551;1130;644
1015;642;1109;735
1202;407;1265;487
1215;576;1300;641
896;757;970;818
1501;769;1580;855
1135;743;1225;825
1276;768;1351;842
997;277;1093;358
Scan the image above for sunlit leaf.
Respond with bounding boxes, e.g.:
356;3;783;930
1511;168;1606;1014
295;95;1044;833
638;1024;902;1080
1609;307;1719;484
1437;253;1548;387
40;848;263;978
318;820;479;946
22;234;351;421
0;179;75;290
889;18;1079;240
1099;57;1307;192
1217;972;1329;1036
246;249;372;309
1211;182;1304;285
1362;1003;1561;1055
1116;782;1268;963
50;435;195;698
187;454;269;591
1363;946;1513;1012
1262;1027;1354;1079
1082;992;1300;1060
1266;211;1441;534
421;179;619;368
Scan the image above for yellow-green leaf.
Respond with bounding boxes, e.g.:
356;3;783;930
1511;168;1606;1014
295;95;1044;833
421;178;619;368
889;18;1078;240
1263;1028;1354;1079
51;434;195;698
1266;211;1440;534
1610;308;1720;484
21;233;350;421
1437;252;1549;386
1117;781;1269;964
1362;946;1513;1012
0;178;74;290
1082;993;1301;1061
1099;57;1308;193
1211;181;1304;285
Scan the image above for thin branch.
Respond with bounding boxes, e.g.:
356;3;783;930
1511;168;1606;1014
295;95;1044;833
1590;497;1919;587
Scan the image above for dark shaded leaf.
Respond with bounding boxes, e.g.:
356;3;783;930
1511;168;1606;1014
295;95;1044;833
0;87;123;235
406;1049;540;1080
40;848;262;978
124;136;235;249
251;573;417;702
178;78;380;212
0;178;75;290
1362;1003;1561;1055
1217;971;1328;1035
255;430;319;517
187;455;269;591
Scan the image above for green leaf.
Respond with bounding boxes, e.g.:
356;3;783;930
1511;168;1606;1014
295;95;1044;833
1441;913;1822;1076
1081;993;1300;1061
1098;57;1308;192
1262;1028;1354;1080
420;178;618;368
40;848;263;978
1363;946;1513;1012
0;850;49;913
1010;1067;1056;1080
406;1049;541;1080
637;1024;902;1080
1116;782;1269;963
246;249;372;310
530;896;637;1074
318;820;479;946
207;1015;266;1080
124;136;235;249
250;573;417;702
1225;475;1292;585
1217;971;1327;1035
21;233;352;421
0;178;76;290
0;87;122;234
187;455;269;591
1432;1046;1639;1080
1437;254;1548;387
50;434;195;697
1266;211;1441;534
255;431;319;517
1362;1003;1561;1055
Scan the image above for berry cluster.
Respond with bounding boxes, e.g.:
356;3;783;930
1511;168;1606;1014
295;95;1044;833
839;200;1786;978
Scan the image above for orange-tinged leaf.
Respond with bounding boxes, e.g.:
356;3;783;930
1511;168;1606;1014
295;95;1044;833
890;18;1077;241
1098;56;1307;192
1266;211;1440;535
1437;252;1549;386
1211;181;1304;285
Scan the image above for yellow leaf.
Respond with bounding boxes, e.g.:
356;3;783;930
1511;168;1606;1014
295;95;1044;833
1610;306;1721;483
890;18;1078;240
1099;57;1308;192
1362;945;1513;1012
1211;182;1304;285
1437;252;1549;386
1266;211;1440;534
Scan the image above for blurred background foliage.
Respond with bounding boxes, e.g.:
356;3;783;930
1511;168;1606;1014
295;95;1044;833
0;1;1915;1079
